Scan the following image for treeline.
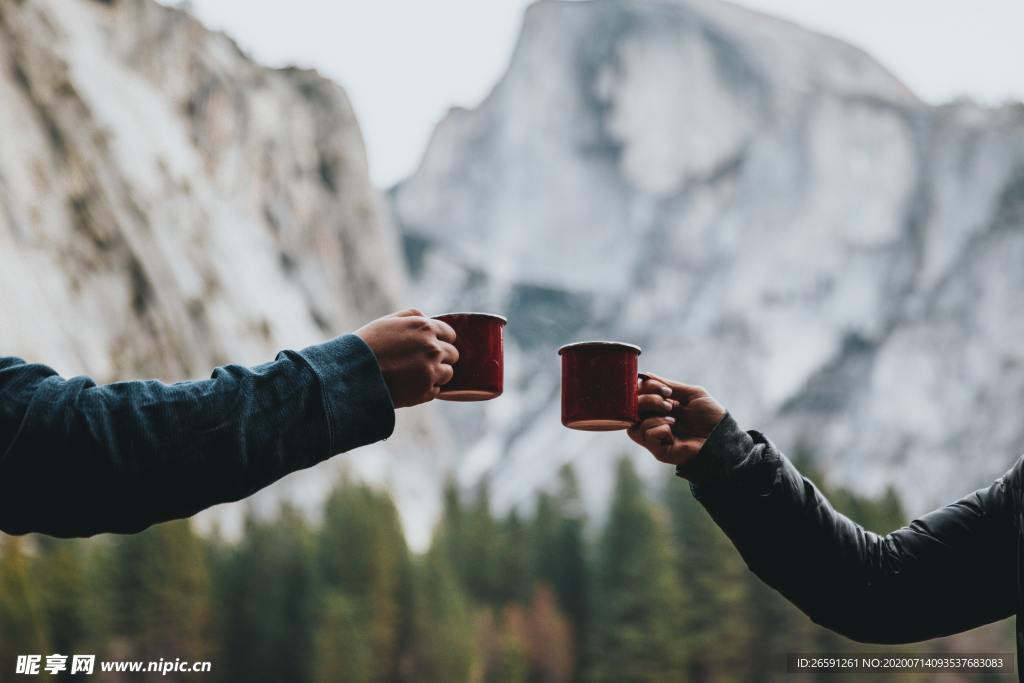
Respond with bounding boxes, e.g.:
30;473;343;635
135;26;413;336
0;456;1013;682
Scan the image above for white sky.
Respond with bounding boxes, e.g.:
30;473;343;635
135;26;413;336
184;0;1024;187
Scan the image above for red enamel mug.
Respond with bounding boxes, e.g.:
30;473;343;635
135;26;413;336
433;312;507;401
559;341;642;431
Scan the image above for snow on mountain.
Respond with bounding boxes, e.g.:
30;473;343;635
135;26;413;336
0;0;452;549
391;0;1024;518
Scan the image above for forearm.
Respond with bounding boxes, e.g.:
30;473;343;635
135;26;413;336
0;334;394;536
686;415;1016;642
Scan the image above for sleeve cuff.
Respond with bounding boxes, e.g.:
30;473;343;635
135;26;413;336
675;412;755;488
296;334;396;454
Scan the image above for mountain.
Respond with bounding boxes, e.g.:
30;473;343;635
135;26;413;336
391;0;1024;518
0;0;451;548
4;0;1022;542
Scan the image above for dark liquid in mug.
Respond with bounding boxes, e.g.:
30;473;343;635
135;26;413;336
560;342;640;431
434;313;505;401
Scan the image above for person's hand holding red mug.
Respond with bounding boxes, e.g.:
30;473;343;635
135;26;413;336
628;373;727;482
355;309;459;408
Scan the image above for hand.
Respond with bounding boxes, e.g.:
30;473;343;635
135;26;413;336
627;372;726;471
355;309;459;408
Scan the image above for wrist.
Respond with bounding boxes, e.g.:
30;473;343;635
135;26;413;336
675;413;754;486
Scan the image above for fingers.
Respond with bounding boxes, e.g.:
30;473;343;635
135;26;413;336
638;377;673;397
627;423;645;446
637;415;675;429
628;416;672;443
638;393;675;417
430;318;457;343
639;371;708;403
628;416;675;461
642;424;675;462
434;363;455;387
629;413;708;466
390;310;454;342
436;340;459;365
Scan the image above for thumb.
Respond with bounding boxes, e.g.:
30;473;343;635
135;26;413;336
391;308;425;318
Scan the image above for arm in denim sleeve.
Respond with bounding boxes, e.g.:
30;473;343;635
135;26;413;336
0;334;394;537
684;415;1019;642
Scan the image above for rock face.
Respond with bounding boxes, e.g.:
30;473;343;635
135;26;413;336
392;0;1024;517
0;0;451;547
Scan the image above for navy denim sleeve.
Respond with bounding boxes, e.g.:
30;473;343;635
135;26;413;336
0;334;394;537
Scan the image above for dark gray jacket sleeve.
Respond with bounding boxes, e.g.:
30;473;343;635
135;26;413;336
684;414;1019;642
0;334;394;537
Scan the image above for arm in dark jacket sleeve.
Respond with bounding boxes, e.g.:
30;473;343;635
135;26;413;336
0;334;395;537
686;414;1019;643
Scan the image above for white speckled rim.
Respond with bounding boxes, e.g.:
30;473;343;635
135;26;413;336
432;312;508;324
558;341;641;355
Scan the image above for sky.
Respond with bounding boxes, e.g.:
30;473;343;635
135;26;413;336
183;0;1024;188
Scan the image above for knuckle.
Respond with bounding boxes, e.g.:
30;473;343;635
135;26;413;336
648;447;666;461
654;451;675;465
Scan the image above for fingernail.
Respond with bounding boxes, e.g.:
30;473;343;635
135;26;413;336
660;386;672;397
666;417;675;423
663;400;673;411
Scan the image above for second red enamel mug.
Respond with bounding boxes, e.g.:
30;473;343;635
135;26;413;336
559;341;641;430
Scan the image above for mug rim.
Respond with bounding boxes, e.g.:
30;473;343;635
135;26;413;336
432;312;508;324
558;340;641;355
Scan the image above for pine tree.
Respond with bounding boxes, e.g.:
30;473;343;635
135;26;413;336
436;479;505;605
216;505;321;683
32;537;92;681
318;477;412;683
498;510;533;604
108;520;211;674
0;536;50;669
665;478;753;682
522;583;575;683
312;591;373;683
410;546;473;681
532;465;588;677
493;604;531;683
587;457;685;682
463;481;503;603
